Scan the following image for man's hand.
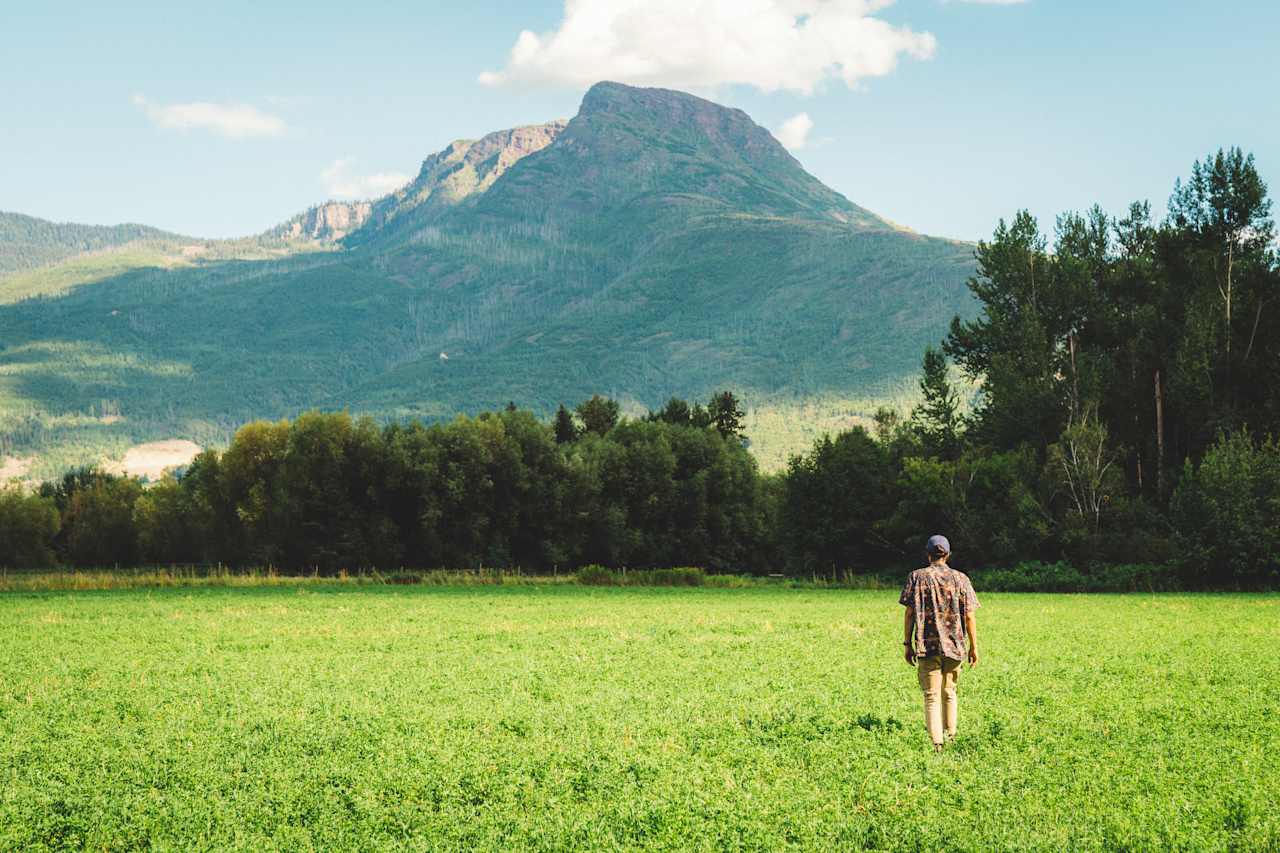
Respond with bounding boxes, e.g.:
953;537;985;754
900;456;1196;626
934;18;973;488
964;611;979;668
903;605;916;666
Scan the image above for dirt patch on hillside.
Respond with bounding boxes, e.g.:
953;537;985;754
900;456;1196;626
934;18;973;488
104;440;202;480
0;456;33;482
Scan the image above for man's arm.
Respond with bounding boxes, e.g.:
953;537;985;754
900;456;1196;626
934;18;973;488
964;611;979;667
903;606;916;665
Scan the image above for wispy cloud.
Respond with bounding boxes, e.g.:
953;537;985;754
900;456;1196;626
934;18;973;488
776;113;815;151
320;159;410;200
132;94;287;139
479;0;936;95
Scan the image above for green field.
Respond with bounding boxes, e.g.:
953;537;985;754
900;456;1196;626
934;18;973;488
1;585;1275;850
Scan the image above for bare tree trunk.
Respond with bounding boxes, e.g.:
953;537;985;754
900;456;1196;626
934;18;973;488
1225;242;1233;354
1131;358;1143;491
1068;333;1080;423
1154;368;1165;499
1243;298;1265;363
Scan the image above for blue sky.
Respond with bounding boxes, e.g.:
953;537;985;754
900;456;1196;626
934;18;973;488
3;1;1277;242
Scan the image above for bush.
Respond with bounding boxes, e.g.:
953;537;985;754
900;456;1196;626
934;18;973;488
970;561;1179;592
886;448;1049;568
1170;430;1280;587
781;427;896;571
635;567;705;586
1083;563;1181;592
574;565;706;586
0;488;60;568
575;564;618;585
63;475;143;567
971;561;1087;592
704;573;756;588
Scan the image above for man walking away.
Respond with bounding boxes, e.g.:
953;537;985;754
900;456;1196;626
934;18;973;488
899;534;980;752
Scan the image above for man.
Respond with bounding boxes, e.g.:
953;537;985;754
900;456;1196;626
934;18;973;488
899;534;980;752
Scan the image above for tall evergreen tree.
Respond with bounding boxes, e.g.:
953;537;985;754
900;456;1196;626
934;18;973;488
553;404;578;444
945;211;1067;450
910;347;962;459
576;395;620;437
657;397;692;426
1165;148;1276;430
708;390;746;442
1168;148;1274;361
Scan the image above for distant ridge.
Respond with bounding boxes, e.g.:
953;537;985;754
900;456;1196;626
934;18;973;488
0;211;179;277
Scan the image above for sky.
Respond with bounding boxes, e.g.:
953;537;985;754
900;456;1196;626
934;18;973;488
2;0;1277;242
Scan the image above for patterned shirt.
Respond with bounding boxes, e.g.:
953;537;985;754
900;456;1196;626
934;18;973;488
899;564;980;661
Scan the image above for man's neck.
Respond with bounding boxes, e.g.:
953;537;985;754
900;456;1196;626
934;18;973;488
929;559;949;569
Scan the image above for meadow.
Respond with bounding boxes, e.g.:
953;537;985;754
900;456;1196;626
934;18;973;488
1;584;1275;851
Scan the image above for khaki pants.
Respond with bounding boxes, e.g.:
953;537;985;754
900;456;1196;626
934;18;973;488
916;655;962;746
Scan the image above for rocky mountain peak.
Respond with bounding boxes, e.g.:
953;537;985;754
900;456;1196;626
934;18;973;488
471;81;887;229
346;120;568;244
268;201;373;244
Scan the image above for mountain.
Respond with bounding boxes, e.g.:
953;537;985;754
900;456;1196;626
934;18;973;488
0;82;976;477
350;120;568;244
0;212;179;278
268;201;373;243
467;82;887;229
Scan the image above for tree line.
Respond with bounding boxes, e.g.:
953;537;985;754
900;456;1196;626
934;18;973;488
1;394;769;574
1;148;1277;587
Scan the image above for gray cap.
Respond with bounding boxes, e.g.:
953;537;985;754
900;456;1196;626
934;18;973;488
926;534;951;555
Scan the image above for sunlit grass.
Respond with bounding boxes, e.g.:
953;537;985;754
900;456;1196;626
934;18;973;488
1;586;1274;850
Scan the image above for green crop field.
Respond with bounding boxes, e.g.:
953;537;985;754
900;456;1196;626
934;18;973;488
1;585;1275;851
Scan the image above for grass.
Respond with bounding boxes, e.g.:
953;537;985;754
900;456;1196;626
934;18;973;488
0;567;560;594
1;585;1275;850
0;567;894;594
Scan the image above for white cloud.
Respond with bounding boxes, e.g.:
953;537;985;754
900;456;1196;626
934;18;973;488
776;112;814;150
479;0;937;95
132;94;287;139
320;159;410;200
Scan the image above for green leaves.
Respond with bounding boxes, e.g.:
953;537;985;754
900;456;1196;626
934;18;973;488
1171;430;1280;584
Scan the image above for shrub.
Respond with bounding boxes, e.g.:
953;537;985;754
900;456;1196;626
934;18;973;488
573;565;706;586
971;561;1088;592
970;561;1179;592
887;448;1049;568
1170;430;1280;587
0;488;60;568
704;573;755;588
1083;563;1181;592
635;567;705;586
63;475;143;567
574;564;618;585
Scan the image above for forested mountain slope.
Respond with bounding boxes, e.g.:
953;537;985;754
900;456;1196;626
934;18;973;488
0;82;976;477
0;212;179;278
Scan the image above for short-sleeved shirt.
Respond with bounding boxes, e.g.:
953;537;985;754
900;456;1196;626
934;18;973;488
899;564;980;661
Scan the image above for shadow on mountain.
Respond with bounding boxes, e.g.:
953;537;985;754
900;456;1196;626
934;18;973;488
0;214;976;456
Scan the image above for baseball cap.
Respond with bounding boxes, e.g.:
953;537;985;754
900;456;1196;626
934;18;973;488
926;534;951;555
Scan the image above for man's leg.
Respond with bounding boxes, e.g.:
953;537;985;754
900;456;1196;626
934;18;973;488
941;657;961;739
916;656;944;747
